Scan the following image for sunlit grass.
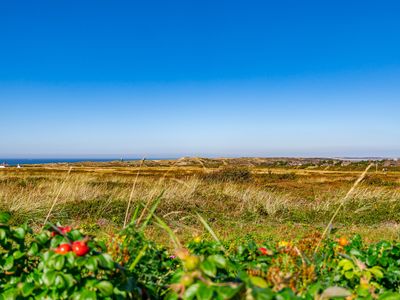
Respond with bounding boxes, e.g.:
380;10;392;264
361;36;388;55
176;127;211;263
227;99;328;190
0;161;399;243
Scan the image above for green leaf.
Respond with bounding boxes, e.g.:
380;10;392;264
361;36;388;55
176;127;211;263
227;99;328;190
357;286;370;298
97;253;114;270
21;222;31;233
208;255;227;268
96;281;113;297
378;292;400;300
0;212;11;223
349;248;363;257
65;251;76;265
366;255;377;266
338;259;353;271
216;285;240;299
55;274;66;289
95;240;107;252
12;227;25;240
20;282;35;297
113;286;128;298
252;288;274;300
27;243;39;256
275;289;297;300
53;255;65;271
0;288;18;300
344;271;354;279
183;283;200;300
75;257;87;267
0;228;7;240
4;256;14;271
42;250;55;265
42;270;57;286
12;250;25;260
73;289;97;300
379;257;389;267
85;279;98;288
36;232;49;245
50;234;65;248
197;282;213;300
62;273;76;288
69;229;83;241
370;266;384;279
165;292;179;300
307;282;322;297
250;276;268;288
85;256;98;272
201;259;216;277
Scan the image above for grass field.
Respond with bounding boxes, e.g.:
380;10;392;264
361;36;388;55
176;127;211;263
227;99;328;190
1;158;399;245
2;158;400;299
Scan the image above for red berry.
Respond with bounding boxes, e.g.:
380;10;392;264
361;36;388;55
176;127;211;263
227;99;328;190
258;247;270;255
62;226;72;234
55;243;72;255
72;241;90;256
51;226;66;237
338;237;349;247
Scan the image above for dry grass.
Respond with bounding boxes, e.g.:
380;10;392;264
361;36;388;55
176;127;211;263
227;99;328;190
0;163;400;243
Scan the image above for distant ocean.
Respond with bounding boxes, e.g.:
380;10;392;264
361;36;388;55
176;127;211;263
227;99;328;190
0;158;141;166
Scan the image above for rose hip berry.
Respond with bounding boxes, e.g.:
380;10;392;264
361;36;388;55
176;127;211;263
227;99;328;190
72;241;90;256
338;237;349;246
61;226;72;234
51;226;72;236
259;247;269;255
55;243;72;255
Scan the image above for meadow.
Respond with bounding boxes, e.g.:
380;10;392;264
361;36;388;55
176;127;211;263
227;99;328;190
1;158;399;243
1;158;400;299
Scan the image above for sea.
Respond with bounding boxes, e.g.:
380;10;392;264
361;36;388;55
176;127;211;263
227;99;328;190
0;158;141;166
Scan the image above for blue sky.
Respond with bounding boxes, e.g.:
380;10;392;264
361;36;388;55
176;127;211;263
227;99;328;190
1;1;399;158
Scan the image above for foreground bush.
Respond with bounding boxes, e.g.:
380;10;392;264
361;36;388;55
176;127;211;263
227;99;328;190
1;211;400;299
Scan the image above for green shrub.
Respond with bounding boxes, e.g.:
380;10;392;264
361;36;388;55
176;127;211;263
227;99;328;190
1;210;400;299
201;167;252;183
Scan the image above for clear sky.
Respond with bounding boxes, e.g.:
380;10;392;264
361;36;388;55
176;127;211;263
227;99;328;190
1;1;399;158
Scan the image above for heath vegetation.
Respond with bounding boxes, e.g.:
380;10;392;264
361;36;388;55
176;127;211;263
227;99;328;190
0;158;400;299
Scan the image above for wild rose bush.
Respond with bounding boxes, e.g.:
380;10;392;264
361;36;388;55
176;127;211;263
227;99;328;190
1;211;400;299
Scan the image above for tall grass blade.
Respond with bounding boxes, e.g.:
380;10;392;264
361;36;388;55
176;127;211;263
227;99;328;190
139;192;163;231
129;244;148;271
314;163;373;254
42;167;72;230
124;158;145;228
154;215;181;249
196;212;221;244
129;202;142;226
